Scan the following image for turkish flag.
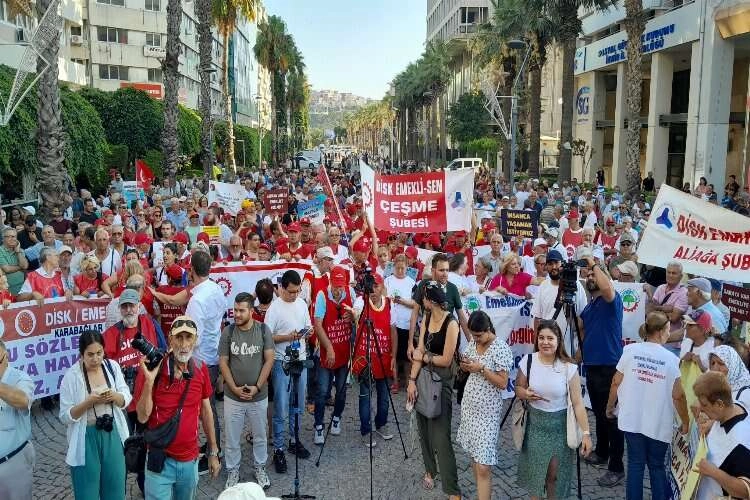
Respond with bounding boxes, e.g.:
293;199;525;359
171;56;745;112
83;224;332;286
136;159;154;190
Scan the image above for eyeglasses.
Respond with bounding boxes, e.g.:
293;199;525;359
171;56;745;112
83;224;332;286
621;242;633;246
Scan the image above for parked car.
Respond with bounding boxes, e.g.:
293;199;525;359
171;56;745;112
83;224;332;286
446;157;483;170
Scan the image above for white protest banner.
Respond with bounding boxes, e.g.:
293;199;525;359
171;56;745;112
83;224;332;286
121;181;145;207
360;162;474;233
638;184;750;281
296;196;326;224
151;241;165;267
462;293;534;399
209;261;313;321
416;247;439;270
208;180;247;215
613;281;647;343
2;298;109;398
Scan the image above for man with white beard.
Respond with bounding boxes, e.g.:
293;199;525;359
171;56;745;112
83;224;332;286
135;316;222;496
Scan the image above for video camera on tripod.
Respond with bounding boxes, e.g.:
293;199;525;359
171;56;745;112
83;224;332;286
354;266;376;296
282;328;314;377
558;259;589;305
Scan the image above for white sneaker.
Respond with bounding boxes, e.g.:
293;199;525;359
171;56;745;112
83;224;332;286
361;433;377;448
376;424;394;441
331;417;342;436
225;468;240;489
255;464;271;490
314;425;325;445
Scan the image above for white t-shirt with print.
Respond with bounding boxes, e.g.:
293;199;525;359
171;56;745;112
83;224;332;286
616;342;681;443
384;274;416;330
519;353;577;412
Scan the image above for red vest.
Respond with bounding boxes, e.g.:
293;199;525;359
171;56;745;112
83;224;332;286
597;232;620;252
319;287;354;370
27;269;65;298
352;297;392;379
562;228;584;259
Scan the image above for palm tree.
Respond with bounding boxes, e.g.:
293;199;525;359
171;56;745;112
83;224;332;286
255;16;292;166
195;0;213;180
160;0;181;187
213;0;256;176
623;0;646;196
36;0;71;217
287;70;309;153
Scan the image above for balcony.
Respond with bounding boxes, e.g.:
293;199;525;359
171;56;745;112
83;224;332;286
58;58;88;86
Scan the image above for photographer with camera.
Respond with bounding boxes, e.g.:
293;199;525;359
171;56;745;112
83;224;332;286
265;270;314;473
578;254;625;488
530;250;588;335
59;330;132;500
134;316;221;499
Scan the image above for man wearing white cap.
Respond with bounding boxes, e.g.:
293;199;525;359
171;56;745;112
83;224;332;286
543;227;568;262
522;238;549;275
686;277;728;334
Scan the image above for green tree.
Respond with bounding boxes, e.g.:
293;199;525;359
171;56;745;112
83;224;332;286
466;137;500;167
60;89;109;192
213;0;257;175
447;92;491;148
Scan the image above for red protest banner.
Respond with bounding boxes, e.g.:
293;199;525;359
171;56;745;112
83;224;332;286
721;284;750;321
1;298;109;398
263;188;289;214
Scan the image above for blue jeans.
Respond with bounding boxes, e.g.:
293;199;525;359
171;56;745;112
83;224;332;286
144;456;198;500
314;364;349;428
358;377;389;435
272;359;307;450
206;364;221;448
624;431;669;500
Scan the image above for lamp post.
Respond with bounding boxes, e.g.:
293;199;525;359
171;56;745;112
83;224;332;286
507;39;531;185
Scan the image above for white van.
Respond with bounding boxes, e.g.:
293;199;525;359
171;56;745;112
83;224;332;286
446;157;483;170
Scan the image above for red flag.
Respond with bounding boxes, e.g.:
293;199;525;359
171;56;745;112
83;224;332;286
136;159;154;190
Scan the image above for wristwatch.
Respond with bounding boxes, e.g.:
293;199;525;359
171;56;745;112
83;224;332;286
207;449;220;457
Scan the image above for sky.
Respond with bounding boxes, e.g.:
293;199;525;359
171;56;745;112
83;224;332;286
264;0;426;100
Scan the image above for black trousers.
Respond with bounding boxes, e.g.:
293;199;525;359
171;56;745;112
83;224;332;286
585;364;624;473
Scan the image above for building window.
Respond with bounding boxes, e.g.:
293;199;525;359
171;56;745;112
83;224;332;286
97;26;127;44
145;33;161;46
148;68;162;82
97;0;125;5
145;0;160;11
99;64;128;80
70;26;82;36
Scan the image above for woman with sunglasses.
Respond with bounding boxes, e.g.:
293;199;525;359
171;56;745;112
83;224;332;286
151;208;165;241
606;312;689;500
456;311;513;500
407;282;461;498
516;321;592;500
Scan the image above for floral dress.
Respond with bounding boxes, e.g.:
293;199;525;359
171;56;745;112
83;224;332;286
457;338;514;465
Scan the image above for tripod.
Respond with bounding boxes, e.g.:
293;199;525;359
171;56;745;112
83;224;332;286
553;298;584;500
282;361;315;500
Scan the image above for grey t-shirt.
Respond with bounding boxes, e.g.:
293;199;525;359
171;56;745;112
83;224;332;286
218;321;274;402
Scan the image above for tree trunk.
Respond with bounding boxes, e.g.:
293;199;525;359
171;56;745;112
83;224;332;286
430;99;438;165
196;0;212;181
439;92;447;162
270;70;278;166
527;62;542;178
558;38;576;182
160;0;181;186
36;0;70;218
222;32;236;177
408;106;417;161
624;0;645;197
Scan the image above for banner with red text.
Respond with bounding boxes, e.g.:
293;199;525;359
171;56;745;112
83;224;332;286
360;162;473;233
2;298;109;399
638;184;750;281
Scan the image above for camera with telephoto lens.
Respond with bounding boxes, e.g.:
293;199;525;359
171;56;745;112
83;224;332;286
95;413;114;432
282;332;315;377
355;267;376;295
131;334;166;371
558;259;589;305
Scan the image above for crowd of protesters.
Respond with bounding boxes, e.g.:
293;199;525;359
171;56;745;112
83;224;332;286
0;156;749;500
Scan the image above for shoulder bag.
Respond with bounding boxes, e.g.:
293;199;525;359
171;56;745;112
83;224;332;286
566;363;583;449
511;354;533;451
414;313;451;419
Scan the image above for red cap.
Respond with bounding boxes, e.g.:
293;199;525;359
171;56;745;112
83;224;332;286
165;264;184;282
287;222;301;233
210;202;219;208
568;210;580;219
102;209;113;216
606;217;615;225
259;243;271;251
453;230;467;238
372;273;384;285
222;213;233;221
173;232;189;244
352;240;369;253
405;246;418;259
482;222;495;232
189;211;200;219
95;218;106;226
197;232;210;244
299;217;311;226
134;233;153;246
324;198;334;209
330;266;349;287
428;234;442;248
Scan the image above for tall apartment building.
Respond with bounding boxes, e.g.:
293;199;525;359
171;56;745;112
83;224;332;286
0;0;272;130
572;0;750;189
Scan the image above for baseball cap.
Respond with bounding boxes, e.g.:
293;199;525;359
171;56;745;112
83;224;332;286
316;247;335;260
170;315;198;337
173;232;189;244
372;273;384;285
287;222;301;233
619;232;635;244
568;210;580;219
59;245;73;255
258;243;271;252
606;217;615;225
23;205;36;216
687;277;712;294
708;278;723;292
482;222;496;232
544;227;560;239
533;237;548;247
616;260;640;278
165;264;184;282
134;233;153;246
119;289;140;307
330;266;349;287
299;217;311;226
352;240;369;253
405;246;418;259
683;309;713;332
546;249;564;262
196;232;210;244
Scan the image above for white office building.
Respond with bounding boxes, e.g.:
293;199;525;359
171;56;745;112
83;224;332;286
573;0;750;190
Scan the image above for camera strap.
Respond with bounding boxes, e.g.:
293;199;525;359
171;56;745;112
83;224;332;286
82;360;115;418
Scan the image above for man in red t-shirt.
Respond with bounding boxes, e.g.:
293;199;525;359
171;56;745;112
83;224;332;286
286;223;313;260
134;316;221;494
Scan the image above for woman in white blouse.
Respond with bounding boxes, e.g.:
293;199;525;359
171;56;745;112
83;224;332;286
59;330;131;500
